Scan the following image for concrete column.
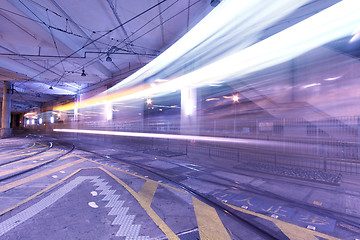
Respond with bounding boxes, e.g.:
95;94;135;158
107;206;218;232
105;101;113;121
180;87;199;135
1;81;12;138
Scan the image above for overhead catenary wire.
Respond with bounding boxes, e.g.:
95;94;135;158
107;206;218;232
27;0;169;81
55;0;183;86
19;0;184;91
1;0;206;97
5;0;169;92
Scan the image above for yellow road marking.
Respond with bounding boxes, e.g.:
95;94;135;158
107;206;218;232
0;147;47;160
0;142;37;157
137;180;159;206
224;203;341;240
81;156;187;194
0;151;63;168
75;154;339;239
0;157;85;193
0;167;88;216
101;167;180;240
0;152;34;159
192;197;231;240
0;152;69;177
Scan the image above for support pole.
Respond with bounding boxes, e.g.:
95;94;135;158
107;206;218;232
1;81;12;138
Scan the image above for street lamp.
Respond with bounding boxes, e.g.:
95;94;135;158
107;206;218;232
232;94;239;102
146;98;152;130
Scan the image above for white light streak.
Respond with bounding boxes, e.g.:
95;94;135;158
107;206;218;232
350;25;360;42
324;76;342;81
106;0;312;93
303;83;321;89
57;0;360;112
64;82;81;89
53;128;273;146
50;116;55;124
154;79;168;83
99;0;360;107
205;98;220;101
38;118;43;124
350;32;360;43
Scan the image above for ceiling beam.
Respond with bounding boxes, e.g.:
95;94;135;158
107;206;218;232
49;0;113;78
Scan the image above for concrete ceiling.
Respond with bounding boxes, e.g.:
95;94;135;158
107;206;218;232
0;0;214;112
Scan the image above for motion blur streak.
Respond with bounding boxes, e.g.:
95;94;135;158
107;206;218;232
134;0;360;98
53;0;313;111
107;0;312;93
54;0;359;111
53;128;274;146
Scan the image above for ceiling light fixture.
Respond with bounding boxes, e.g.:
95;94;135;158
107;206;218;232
81;68;86;77
106;46;123;62
106;54;112;62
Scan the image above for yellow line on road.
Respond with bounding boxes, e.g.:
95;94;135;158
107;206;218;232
0;147;47;160
83;155;340;240
0;167;87;216
81;156;187;194
0;151;63;168
0;157;85;193
137;180;159;206
0;142;37;157
224;203;341;240
192;197;231;240
0;152;68;177
78;156;233;239
79;154;338;240
0;152;34;160
101;167;180;240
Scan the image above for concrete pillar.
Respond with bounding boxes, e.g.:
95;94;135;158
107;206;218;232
1;81;12;138
105;101;113;121
180;87;199;135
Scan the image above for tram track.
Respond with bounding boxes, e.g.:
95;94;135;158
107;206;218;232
141;157;360;233
0;142;53;167
156;159;360;228
78;148;288;240
75;145;360;238
0;142;75;182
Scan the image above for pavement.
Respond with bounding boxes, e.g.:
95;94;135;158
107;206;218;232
0;136;360;240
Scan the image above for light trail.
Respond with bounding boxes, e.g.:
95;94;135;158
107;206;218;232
54;0;360;112
53;128;274;146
